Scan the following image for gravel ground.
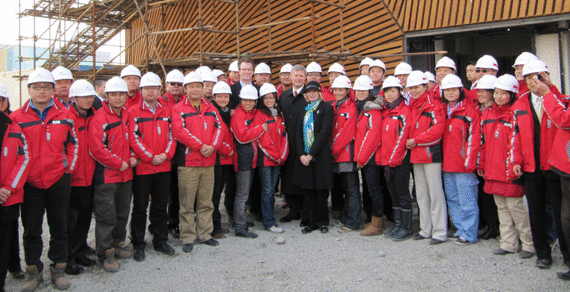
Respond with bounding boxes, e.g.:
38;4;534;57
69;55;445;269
4;195;570;292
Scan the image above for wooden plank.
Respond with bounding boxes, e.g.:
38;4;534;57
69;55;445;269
479;0;488;23
471;0;480;24
545;0;555;14
449;0;459;26
502;0;513;19
442;0;452;27
528;0;538;16
463;0;473;24
429;0;439;28
563;0;570;12
536;0;546;15
415;0;425;31
435;0;445;28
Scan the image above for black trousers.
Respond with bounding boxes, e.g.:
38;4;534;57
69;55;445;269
477;175;499;226
131;172;170;249
223;168;237;218
560;177;570;264
213;164;232;233
524;171;569;261
331;173;344;211
8;206;22;273
303;189;329;229
1;205;19;290
67;185;94;266
22;173;71;271
385;163;413;210
167;163;180;229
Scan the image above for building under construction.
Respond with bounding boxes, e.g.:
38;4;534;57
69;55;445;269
16;0;570;91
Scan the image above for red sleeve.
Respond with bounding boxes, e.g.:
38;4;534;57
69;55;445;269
128;110;155;163
388;110;411;168
231;111;264;144
65;112;79;173
2;124;30;193
543;92;570;129
171;106;203;152
413;101;445;146
356;111;382;167
508;113;522;180
465;110;481;173
331;106;358;157
89;115;124;170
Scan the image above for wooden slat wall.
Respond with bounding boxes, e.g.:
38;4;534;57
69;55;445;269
401;0;570;31
126;0;404;85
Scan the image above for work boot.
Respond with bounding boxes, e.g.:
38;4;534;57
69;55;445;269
384;208;401;238
360;216;384;236
393;209;413;241
115;242;132;259
49;263;70;290
103;248;120;273
21;265;43;292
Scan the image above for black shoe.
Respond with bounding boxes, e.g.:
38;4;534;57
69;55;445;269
536;258;552;269
182;243;194;253
280;214;301;223
154;243;175;255
133;249;145;261
64;264;84;275
236;230;258;238
478;223;499;240
413;233;429;241
558;271;570;281
75;256;96;267
202;238;219;246
247;221;255;227
10;270;25;280
302;227;314;234
300;220;308;227
320;226;329;233
84;246;96;255
169;227;180;239
429;238;446;245
493;248;514;255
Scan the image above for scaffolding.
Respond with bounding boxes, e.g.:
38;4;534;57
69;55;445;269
17;0;446;83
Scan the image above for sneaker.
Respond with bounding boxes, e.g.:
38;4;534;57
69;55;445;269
519;250;535;259
182;243;194;253
455;238;474;246
236;229;258;238
268;226;284;234
338;226;356;234
133;249;145;262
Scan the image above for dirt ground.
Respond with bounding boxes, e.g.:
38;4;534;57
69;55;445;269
4;195;570;292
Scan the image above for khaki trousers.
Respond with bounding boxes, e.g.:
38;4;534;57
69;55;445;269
413;163;448;241
178;166;214;244
494;195;535;253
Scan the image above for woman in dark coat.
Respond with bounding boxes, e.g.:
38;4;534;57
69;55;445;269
293;81;334;234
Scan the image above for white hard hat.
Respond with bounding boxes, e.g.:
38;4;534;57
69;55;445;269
51;66;73;81
69;79;96;97
406;70;428;88
255;63;271;75
475;55;499;71
424;71;436;82
440;74;463;90
382;76;403;90
120;65;141;78
522;59;549;77
0;84;9;98
212;81;232;95
239;84;258;100
228;61;239;72
105;76;129;93
200;71;218;83
28;68;55;85
259;83;278;97
369;59;386;72
330;75;352;89
394;62;413;76
513;52;538;68
183;71;203;86
165;69;184;83
195;66;212;78
475;75;498;90
306;62;322;73
328;62;346;75
494;74;519;94
280;63;292;74
359;57;373;68
140;72;162;88
435;56;456;71
212;69;226;78
353;75;374;91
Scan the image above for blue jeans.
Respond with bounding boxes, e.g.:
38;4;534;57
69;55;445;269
340;171;361;230
259;166;280;228
443;172;479;242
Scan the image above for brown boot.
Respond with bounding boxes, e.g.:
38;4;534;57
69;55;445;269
103;248;120;273
22;265;44;292
115;242;132;259
50;263;70;290
360;216;384;236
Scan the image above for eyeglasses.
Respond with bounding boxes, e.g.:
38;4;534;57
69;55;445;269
475;69;490;73
30;85;54;90
168;83;183;87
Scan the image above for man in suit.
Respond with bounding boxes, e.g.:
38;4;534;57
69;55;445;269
279;64;308;223
230;57;259;109
92;78;107;110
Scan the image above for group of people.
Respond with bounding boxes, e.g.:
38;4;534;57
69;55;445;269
1;50;570;292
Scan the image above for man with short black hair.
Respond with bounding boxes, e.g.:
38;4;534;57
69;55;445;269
93;78;107;110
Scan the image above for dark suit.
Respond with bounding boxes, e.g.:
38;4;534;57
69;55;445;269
92;96;103;110
230;82;260;109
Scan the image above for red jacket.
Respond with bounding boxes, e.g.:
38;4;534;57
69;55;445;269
69;105;96;187
216;118;234;166
89;101;133;184
380;100;411;167
541;92;570;174
0;112;29;206
355;99;383;167
331;97;358;163
159;92;184;109
480;104;518;184
323;86;355;103
254;111;289;167
408;91;445;164
126;90;142;109
10;100;78;189
128;101;176;175
172;97;223;168
231;106;264;171
510;90;562;173
442;101;481;173
477;105;494;171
